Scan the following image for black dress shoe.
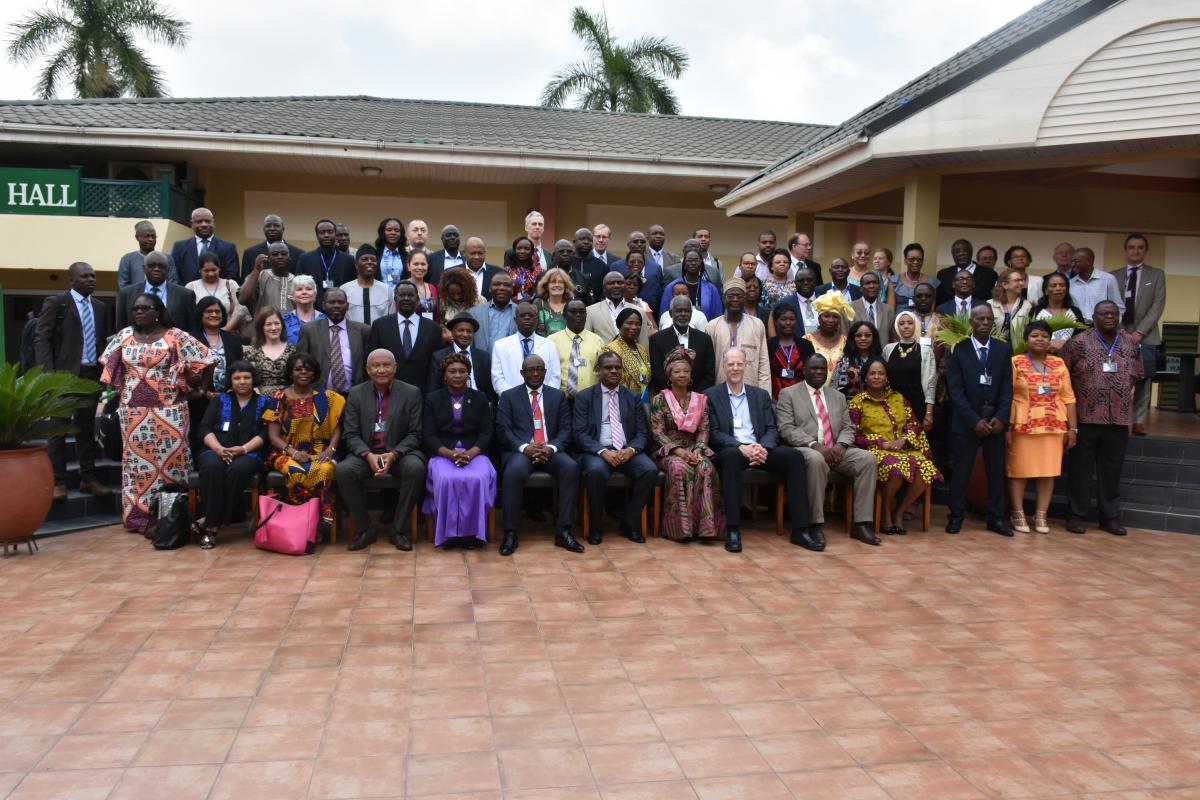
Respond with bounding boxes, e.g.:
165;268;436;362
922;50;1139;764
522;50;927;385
555;529;585;553
499;531;518;556
987;519;1014;537
946;516;963;534
390;530;413;551
725;529;742;553
851;523;881;546
621;523;646;543
809;525;826;548
587;531;602;545
1065;517;1087;534
348;529;377;551
1099;519;1127;536
791;529;825;552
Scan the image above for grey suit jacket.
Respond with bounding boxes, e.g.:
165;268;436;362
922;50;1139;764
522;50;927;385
297;317;370;387
1110;264;1166;346
117;250;178;289
583;301;650;349
775;381;856;449
342;378;425;459
850;298;895;345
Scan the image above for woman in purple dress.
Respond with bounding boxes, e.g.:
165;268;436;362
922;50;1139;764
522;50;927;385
422;353;496;548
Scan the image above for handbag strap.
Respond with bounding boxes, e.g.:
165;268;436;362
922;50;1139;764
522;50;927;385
248;499;283;535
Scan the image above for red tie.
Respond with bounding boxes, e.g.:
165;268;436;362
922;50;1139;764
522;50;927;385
813;388;835;447
533;248;542;270
531;390;546;444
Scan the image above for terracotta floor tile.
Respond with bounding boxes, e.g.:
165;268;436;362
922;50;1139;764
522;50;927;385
585;743;684;785
949;753;1074;798
572;710;662;747
803;696;894;730
0;703;85;736
650;707;742;742
498;746;594;790
635;680;718;710
669;736;771;779
155;697;251;730
1027;750;1155;793
752;730;857;771
832;725;938;766
597;781;698;799
320;721;410;758
1104;744;1200;787
491;715;580;750
5;768;124;800
209;759;314;800
108;764;220;800
134;727;236;766
410;716;494;754
243;692;329;727
689;773;796;799
226;724;323;762
868;760;987;799
726;700;819;736
69;700;169;733
780;766;891;799
35;731;146;770
0;735;57;773
406;752;501;795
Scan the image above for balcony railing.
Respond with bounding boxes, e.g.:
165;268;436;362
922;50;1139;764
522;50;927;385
79;175;200;224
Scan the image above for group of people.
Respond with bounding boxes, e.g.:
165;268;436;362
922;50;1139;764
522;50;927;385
35;206;1162;553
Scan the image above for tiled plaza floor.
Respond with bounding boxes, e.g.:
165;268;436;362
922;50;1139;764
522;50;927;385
2;514;1200;799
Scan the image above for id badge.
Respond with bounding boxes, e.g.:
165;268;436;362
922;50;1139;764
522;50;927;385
533;419;543;430
1037;385;1053;396
979;374;992;386
919;337;932;347
733;418;744;429
780;368;794;380
323;279;335;290
572;357;587;368
1102;361;1119;374
374;420;387;434
220;421;231;432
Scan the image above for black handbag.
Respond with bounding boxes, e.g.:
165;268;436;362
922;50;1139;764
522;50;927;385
146;483;191;550
95;394;122;462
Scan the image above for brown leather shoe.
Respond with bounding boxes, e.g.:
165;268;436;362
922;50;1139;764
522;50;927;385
53;484;68;501
1132;423;1148;436
78;480;112;498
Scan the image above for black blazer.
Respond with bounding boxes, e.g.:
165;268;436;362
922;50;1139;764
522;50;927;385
365;314;443;394
170;236;239;283
945;337;1014;437
814;283;863;302
240;241;304;280
422;387;493;453
342;378;425;458
936;298;987;318
191;329;244;388
424;249;463;286
771;294;821;336
33;292;112;374
116;283;197;331
427;345;495;403
648;326;716;393
794;259;824;285
704;384;781;451
296;248;356;302
197;391;270;449
935;265;997;305
572;383;648;454
496;383;571;452
569;256;610;303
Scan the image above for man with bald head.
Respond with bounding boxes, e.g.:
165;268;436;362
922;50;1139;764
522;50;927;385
240;214;302;279
456;236;503;300
426;224;464;285
585;270;650;347
170;206;239;283
337;348;427;551
118;220;178;288
406;219;429;255
116;251;196;329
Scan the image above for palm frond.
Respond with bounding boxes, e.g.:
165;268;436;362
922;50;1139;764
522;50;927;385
934;312;973;350
1007;314;1089;356
32;43;74;99
108;0;189;46
5;9;73;63
109;29;166;97
624;35;689;78
569;6;611;60
539;62;601;108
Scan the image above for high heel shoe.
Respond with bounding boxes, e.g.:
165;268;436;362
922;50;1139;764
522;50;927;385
1033;511;1050;534
1010;510;1030;534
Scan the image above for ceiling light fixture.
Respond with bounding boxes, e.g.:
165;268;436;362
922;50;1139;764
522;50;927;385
708;183;730;193
360;166;382;177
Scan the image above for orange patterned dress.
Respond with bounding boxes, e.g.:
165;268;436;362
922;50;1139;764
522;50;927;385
1007;354;1075;478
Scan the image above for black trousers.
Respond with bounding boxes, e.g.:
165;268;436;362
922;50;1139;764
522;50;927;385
196;451;262;527
501;451;579;533
579;452;657;532
335;452;426;534
948;431;1006;522
1068;423;1129;523
48;367;101;484
715;446;810;530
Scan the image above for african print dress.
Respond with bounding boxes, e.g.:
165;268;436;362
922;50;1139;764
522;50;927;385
609;336;652;402
848;389;942;485
649;392;724;540
262;388;345;519
101;327;218;531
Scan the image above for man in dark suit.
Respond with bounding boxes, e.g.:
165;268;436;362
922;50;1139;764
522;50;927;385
788;232;823;285
572;351;657;545
771;268;822;336
649;295;716;392
366;281;442;394
428;313;495;402
297;288;369;393
705;347;811;553
240;214;303;279
458;237;504;301
945;305;1013;536
34;261;112;500
570;230;613;303
297;219;356;306
169;207;239;283
336;349;427;551
116;252;196;330
495;354;583;556
645;224;679;274
936;269;987;318
851;271;894;343
424;225;464;287
814;258;863;303
936;238;996;306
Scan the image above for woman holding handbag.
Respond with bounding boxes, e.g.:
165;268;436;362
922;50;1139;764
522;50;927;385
195;361;269;549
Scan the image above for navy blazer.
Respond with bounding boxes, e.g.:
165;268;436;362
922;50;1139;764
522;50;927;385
571;383;648;454
170;236;239;283
936;298;987;318
936;265;997;305
424;249;463;287
496;383;571;453
296;248;356;301
427;344;495;403
366;314;444;394
945;336;1014;436
703;384;781;451
814;283;863;302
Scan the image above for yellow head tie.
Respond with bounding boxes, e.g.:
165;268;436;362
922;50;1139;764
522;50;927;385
811;291;856;321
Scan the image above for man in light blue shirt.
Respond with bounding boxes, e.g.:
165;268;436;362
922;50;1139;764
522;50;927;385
1069;247;1123;322
470;272;516;351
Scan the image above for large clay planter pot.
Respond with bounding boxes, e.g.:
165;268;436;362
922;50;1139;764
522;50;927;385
0;445;53;547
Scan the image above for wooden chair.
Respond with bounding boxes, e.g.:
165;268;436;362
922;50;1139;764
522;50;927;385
579;472;650;539
335;474;420;543
873;482;932;533
186;470;262;541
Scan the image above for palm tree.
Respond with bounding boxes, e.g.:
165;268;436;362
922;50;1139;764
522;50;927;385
6;0;189;99
540;6;689;115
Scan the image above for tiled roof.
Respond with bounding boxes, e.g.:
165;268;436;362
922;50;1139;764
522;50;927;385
733;0;1120;190
0;95;830;166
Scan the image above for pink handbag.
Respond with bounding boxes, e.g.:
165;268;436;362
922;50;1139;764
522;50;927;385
251;495;319;555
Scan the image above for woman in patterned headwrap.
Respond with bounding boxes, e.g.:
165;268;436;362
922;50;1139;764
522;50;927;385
608;307;651;403
802;291;853;385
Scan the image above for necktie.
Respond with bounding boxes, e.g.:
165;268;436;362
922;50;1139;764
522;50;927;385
531;390;546;444
199;238;209;255
867;303;875;325
978;344;989;366
462;350;476;389
1123;267;1138;326
609;390;625;449
80;298;95;364
960;300;968;315
522;337;533;358
362;288;372;325
813;389;834;447
329;324;347;392
533;248;541;270
402;319;413;358
567;335;581;396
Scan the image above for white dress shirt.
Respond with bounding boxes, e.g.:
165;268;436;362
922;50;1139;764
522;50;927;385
396;311;422;348
728;385;756;445
492;332;561;395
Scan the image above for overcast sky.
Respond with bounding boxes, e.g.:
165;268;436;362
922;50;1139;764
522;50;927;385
2;0;1039;125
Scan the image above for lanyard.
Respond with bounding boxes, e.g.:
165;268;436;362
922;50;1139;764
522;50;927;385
1026;355;1048;384
375;390;387;422
778;342;795;366
730;392;748;422
918;315;929;335
1094;330;1118;360
319;249;337;281
530;390;542;417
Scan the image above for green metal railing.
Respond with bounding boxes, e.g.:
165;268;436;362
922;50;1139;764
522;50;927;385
79;174;199;224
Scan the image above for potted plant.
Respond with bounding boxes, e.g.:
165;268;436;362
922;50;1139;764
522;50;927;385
0;363;102;552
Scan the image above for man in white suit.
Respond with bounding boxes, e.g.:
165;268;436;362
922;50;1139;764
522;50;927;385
492;301;561;394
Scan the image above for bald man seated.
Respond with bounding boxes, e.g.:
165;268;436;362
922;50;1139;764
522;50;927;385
336;349;427;552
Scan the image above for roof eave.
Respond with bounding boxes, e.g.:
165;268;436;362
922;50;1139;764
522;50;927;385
715;132;871;215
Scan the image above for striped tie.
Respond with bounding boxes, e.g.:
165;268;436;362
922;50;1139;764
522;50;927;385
567;335;581;397
80;298;96;365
